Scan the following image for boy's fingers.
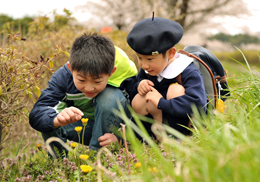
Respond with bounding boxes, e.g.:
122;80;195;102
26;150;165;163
75;115;82;121
148;85;154;91
148;80;154;86
150;87;156;92
98;135;105;142
100;141;109;147
99;139;111;147
61;111;71;121
70;107;84;116
66;108;76;117
98;133;111;142
99;134;117;146
57;114;65;123
62;109;78;123
145;93;152;102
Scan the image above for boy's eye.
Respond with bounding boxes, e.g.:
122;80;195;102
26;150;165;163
78;79;85;82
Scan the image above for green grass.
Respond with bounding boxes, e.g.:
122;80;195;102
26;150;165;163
1;56;260;181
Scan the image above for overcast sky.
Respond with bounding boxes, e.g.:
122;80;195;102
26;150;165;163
1;0;260;35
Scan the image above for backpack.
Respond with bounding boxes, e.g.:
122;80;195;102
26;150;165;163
176;45;230;109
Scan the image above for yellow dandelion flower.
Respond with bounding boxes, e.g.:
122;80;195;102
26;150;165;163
135;162;141;168
152;167;158;173
79;154;89;160
217;99;226;113
81;118;89;126
80;165;92;173
75;126;83;133
71;142;77;149
148;167;158;173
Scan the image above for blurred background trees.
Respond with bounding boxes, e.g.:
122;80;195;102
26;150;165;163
1;0;258;51
74;0;259;51
77;0;249;32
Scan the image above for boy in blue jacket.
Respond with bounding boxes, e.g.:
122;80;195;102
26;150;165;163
126;16;207;136
29;32;137;157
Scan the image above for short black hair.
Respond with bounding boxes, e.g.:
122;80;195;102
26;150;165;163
69;32;115;77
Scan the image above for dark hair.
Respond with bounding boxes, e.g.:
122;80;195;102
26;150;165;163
69;32;115;77
161;50;167;58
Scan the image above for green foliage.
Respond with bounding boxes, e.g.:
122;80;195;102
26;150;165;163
0;14;34;36
28;9;77;36
0;33;67;153
0;14;14;27
214;49;260;66
0;9;76;38
208;32;260;46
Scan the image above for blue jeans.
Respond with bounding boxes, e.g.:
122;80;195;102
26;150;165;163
41;86;130;157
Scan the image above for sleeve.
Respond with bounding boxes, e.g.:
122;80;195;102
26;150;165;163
29;67;68;132
158;66;207;117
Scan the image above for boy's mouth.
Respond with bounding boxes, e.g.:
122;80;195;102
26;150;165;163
85;92;95;96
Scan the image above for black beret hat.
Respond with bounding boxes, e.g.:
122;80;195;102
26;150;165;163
127;17;184;55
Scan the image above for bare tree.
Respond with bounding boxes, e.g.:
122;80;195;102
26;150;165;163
76;0;151;30
77;0;249;32
148;0;249;32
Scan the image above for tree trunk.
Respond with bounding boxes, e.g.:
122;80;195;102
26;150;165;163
178;0;189;27
153;0;158;17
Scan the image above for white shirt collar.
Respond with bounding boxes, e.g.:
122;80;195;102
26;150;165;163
156;53;194;82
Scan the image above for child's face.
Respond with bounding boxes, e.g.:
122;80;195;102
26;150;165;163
71;71;111;98
136;49;174;76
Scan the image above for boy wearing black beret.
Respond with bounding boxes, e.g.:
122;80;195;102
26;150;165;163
126;16;207;136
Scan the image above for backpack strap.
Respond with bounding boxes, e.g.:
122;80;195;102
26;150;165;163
177;49;217;108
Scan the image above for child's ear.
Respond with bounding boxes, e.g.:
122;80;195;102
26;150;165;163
67;62;71;71
168;47;177;59
109;66;117;77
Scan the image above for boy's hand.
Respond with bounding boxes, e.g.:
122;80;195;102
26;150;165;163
53;107;84;127
98;133;118;147
145;87;163;107
138;79;154;96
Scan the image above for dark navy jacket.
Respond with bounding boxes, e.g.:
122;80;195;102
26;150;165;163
122;62;207;135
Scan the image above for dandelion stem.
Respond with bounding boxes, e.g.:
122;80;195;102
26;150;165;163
82;125;86;153
78;134;80;149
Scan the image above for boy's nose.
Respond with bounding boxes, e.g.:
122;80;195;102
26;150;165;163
84;86;94;92
141;62;149;70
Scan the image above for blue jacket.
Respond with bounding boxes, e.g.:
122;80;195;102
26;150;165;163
29;64;94;132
